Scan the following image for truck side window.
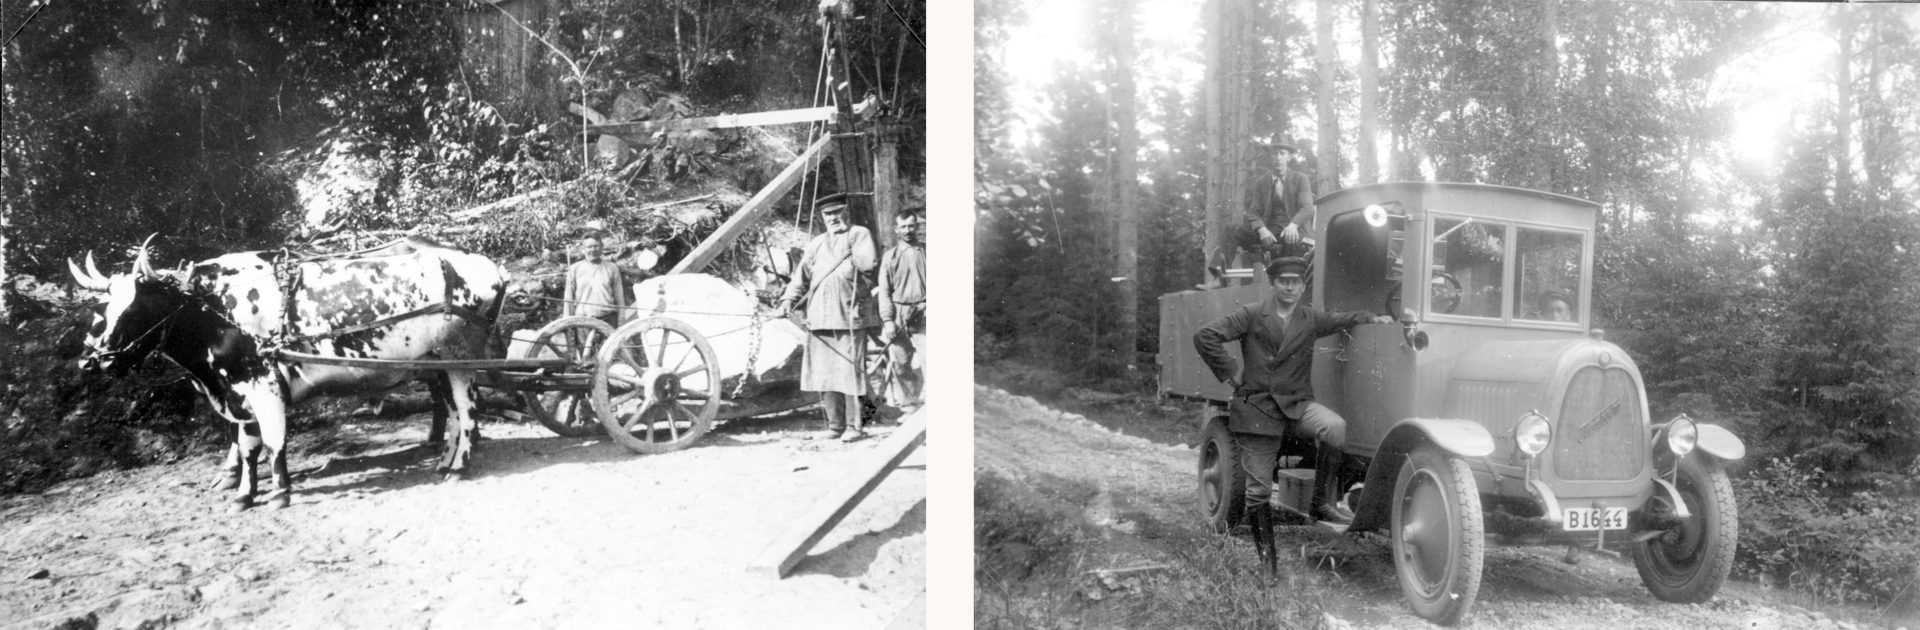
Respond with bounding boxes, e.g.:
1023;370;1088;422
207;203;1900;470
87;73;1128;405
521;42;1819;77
1430;217;1504;318
1514;228;1584;322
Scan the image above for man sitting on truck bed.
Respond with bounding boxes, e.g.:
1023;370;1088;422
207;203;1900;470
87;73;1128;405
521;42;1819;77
1193;257;1393;554
1212;142;1316;287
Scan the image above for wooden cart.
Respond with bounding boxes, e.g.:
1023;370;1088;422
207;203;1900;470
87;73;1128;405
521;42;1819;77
274;310;815;455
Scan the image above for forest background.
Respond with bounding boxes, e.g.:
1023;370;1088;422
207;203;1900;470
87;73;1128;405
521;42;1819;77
975;0;1919;613
0;0;924;507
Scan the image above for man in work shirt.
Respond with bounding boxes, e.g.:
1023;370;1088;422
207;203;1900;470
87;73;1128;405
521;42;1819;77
1193;257;1392;572
779;194;878;442
564;233;628;326
878;207;926;413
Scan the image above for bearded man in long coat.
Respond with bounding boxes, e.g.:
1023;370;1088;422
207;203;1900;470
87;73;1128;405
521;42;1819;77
778;194;878;441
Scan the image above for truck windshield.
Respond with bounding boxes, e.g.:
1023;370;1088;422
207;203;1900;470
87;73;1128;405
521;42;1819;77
1514;227;1583;323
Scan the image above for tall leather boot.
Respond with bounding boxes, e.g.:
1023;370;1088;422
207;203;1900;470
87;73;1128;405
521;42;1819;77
1312;448;1354;524
1248;502;1278;576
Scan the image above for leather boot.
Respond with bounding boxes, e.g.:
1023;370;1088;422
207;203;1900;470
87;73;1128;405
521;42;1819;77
1312;448;1354;524
1248;502;1278;575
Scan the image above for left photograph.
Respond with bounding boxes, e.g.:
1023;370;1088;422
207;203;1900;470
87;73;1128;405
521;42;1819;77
1;0;927;627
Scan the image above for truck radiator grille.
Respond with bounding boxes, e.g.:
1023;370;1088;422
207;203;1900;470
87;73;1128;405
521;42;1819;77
1553;367;1643;481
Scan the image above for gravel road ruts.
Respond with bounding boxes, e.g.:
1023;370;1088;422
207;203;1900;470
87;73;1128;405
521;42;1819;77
2;409;924;629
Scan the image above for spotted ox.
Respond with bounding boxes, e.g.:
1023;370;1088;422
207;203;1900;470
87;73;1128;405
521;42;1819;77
70;237;507;510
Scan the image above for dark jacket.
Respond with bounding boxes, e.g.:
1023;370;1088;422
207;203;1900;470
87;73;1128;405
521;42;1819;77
1244;168;1316;234
1193;295;1377;436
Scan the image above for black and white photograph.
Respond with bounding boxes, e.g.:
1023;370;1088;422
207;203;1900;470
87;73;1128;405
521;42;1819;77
975;0;1919;628
2;0;928;627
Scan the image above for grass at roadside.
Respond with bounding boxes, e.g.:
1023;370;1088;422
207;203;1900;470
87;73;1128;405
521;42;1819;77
976;469;1328;629
1113;535;1329;630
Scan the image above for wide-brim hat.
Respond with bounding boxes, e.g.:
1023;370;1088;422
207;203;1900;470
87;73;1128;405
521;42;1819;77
1266;256;1309;279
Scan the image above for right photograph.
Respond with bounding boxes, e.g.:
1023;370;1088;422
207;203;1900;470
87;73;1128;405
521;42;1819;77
974;0;1920;628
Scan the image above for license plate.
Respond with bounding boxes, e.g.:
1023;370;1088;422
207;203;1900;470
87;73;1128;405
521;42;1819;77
1562;507;1628;531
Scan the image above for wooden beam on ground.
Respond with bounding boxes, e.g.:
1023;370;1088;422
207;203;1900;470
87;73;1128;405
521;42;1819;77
748;410;925;578
670;134;837;275
584;106;838;140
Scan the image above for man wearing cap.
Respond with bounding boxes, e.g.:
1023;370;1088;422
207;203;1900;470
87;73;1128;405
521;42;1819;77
1536;289;1575;322
878;207;926;413
1193;257;1393;571
1216;142;1317;276
779;194;879;442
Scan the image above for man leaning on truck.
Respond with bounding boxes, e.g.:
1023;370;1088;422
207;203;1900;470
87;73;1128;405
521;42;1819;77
1192;257;1393;551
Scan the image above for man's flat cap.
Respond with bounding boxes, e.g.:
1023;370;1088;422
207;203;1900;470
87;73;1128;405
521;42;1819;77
817;192;850;213
1266;256;1309;278
1263;141;1300;154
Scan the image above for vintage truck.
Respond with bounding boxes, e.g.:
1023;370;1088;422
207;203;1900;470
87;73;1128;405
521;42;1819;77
1158;182;1746;625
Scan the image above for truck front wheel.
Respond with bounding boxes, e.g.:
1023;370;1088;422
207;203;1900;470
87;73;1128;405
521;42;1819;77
1197;419;1245;534
1391;444;1485;626
1631;456;1738;603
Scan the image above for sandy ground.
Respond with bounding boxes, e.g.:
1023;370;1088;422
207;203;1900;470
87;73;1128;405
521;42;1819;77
975;384;1915;630
2;408;923;629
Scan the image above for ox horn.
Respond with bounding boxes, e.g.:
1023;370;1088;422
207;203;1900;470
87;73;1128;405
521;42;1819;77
86;251;108;283
68;255;111;291
132;233;159;278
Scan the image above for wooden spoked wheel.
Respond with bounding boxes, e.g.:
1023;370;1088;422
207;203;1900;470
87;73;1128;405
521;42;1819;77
518;316;613;438
592;317;723;455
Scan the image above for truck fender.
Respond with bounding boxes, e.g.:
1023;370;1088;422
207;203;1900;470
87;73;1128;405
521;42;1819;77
1649;476;1692;518
1346;418;1496;534
1694;423;1746;462
1383;418;1497;459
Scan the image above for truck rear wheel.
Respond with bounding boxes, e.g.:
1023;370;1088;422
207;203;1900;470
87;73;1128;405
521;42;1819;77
1391;444;1484;626
1631;456;1738;603
1197;419;1245;534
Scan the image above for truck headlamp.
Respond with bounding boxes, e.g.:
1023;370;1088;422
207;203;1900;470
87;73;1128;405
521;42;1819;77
1667;414;1698;457
1516;411;1551;457
1364;204;1390;227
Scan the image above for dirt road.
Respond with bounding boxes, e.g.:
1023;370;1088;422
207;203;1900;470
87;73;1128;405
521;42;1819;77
2;407;923;629
975;385;1904;630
